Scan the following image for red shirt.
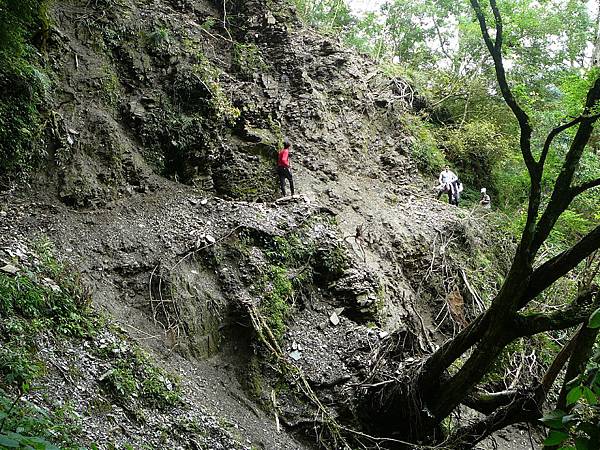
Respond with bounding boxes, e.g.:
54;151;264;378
278;148;290;168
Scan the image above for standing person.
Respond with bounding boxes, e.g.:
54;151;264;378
480;187;491;209
452;178;464;206
437;165;458;203
277;140;294;197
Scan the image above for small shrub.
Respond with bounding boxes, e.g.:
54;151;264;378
0;388;83;449
401;114;446;174
0;344;44;387
233;42;267;79
100;347;181;410
103;366;138;400
260;266;293;341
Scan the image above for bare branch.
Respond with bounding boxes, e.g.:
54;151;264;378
539;113;600;169
539;116;585;168
489;0;503;51
523;225;600;307
571;176;600;197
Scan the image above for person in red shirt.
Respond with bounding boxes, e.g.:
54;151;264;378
277;140;294;197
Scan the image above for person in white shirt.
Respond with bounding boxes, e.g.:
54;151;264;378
480;187;491;209
439;166;458;185
437;166;459;204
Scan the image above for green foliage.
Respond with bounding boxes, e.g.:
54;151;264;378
588;308;600;329
146;27;170;53
437;120;510;194
0;243;96;392
292;0;353;31
0;0;51;187
259;266;293;341
540;348;600;449
244;217;346;341
0;389;83;449
0;343;44;388
99;346;181;411
401;115;446;174
233;43;267;79
314;243;349;283
0;61;47;188
145;50;241;182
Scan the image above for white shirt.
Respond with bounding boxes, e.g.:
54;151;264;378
439;169;457;185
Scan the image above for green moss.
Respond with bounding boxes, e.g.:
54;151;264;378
188;52;240;124
233;42;268;79
260;266;293;341
145;27;170;55
245;356;265;399
99;63;121;109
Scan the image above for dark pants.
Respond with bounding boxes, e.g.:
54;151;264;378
277;166;294;196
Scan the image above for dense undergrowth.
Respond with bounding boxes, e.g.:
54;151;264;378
0;0;52;189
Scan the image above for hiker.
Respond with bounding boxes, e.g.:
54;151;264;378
451;178;464;206
277;140;294;197
480;187;491;209
436;166;458;204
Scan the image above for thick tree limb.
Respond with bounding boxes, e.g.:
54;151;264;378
556;326;599;410
542;329;581;392
513;290;597;337
418;314;489;390
448;385;545;450
469;0;535;174
523;225;600;307
532;77;600;252
571;176;600;197
449;330;581;449
489;0;503;52
462;389;518;415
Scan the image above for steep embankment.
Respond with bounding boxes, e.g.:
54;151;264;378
0;0;518;448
